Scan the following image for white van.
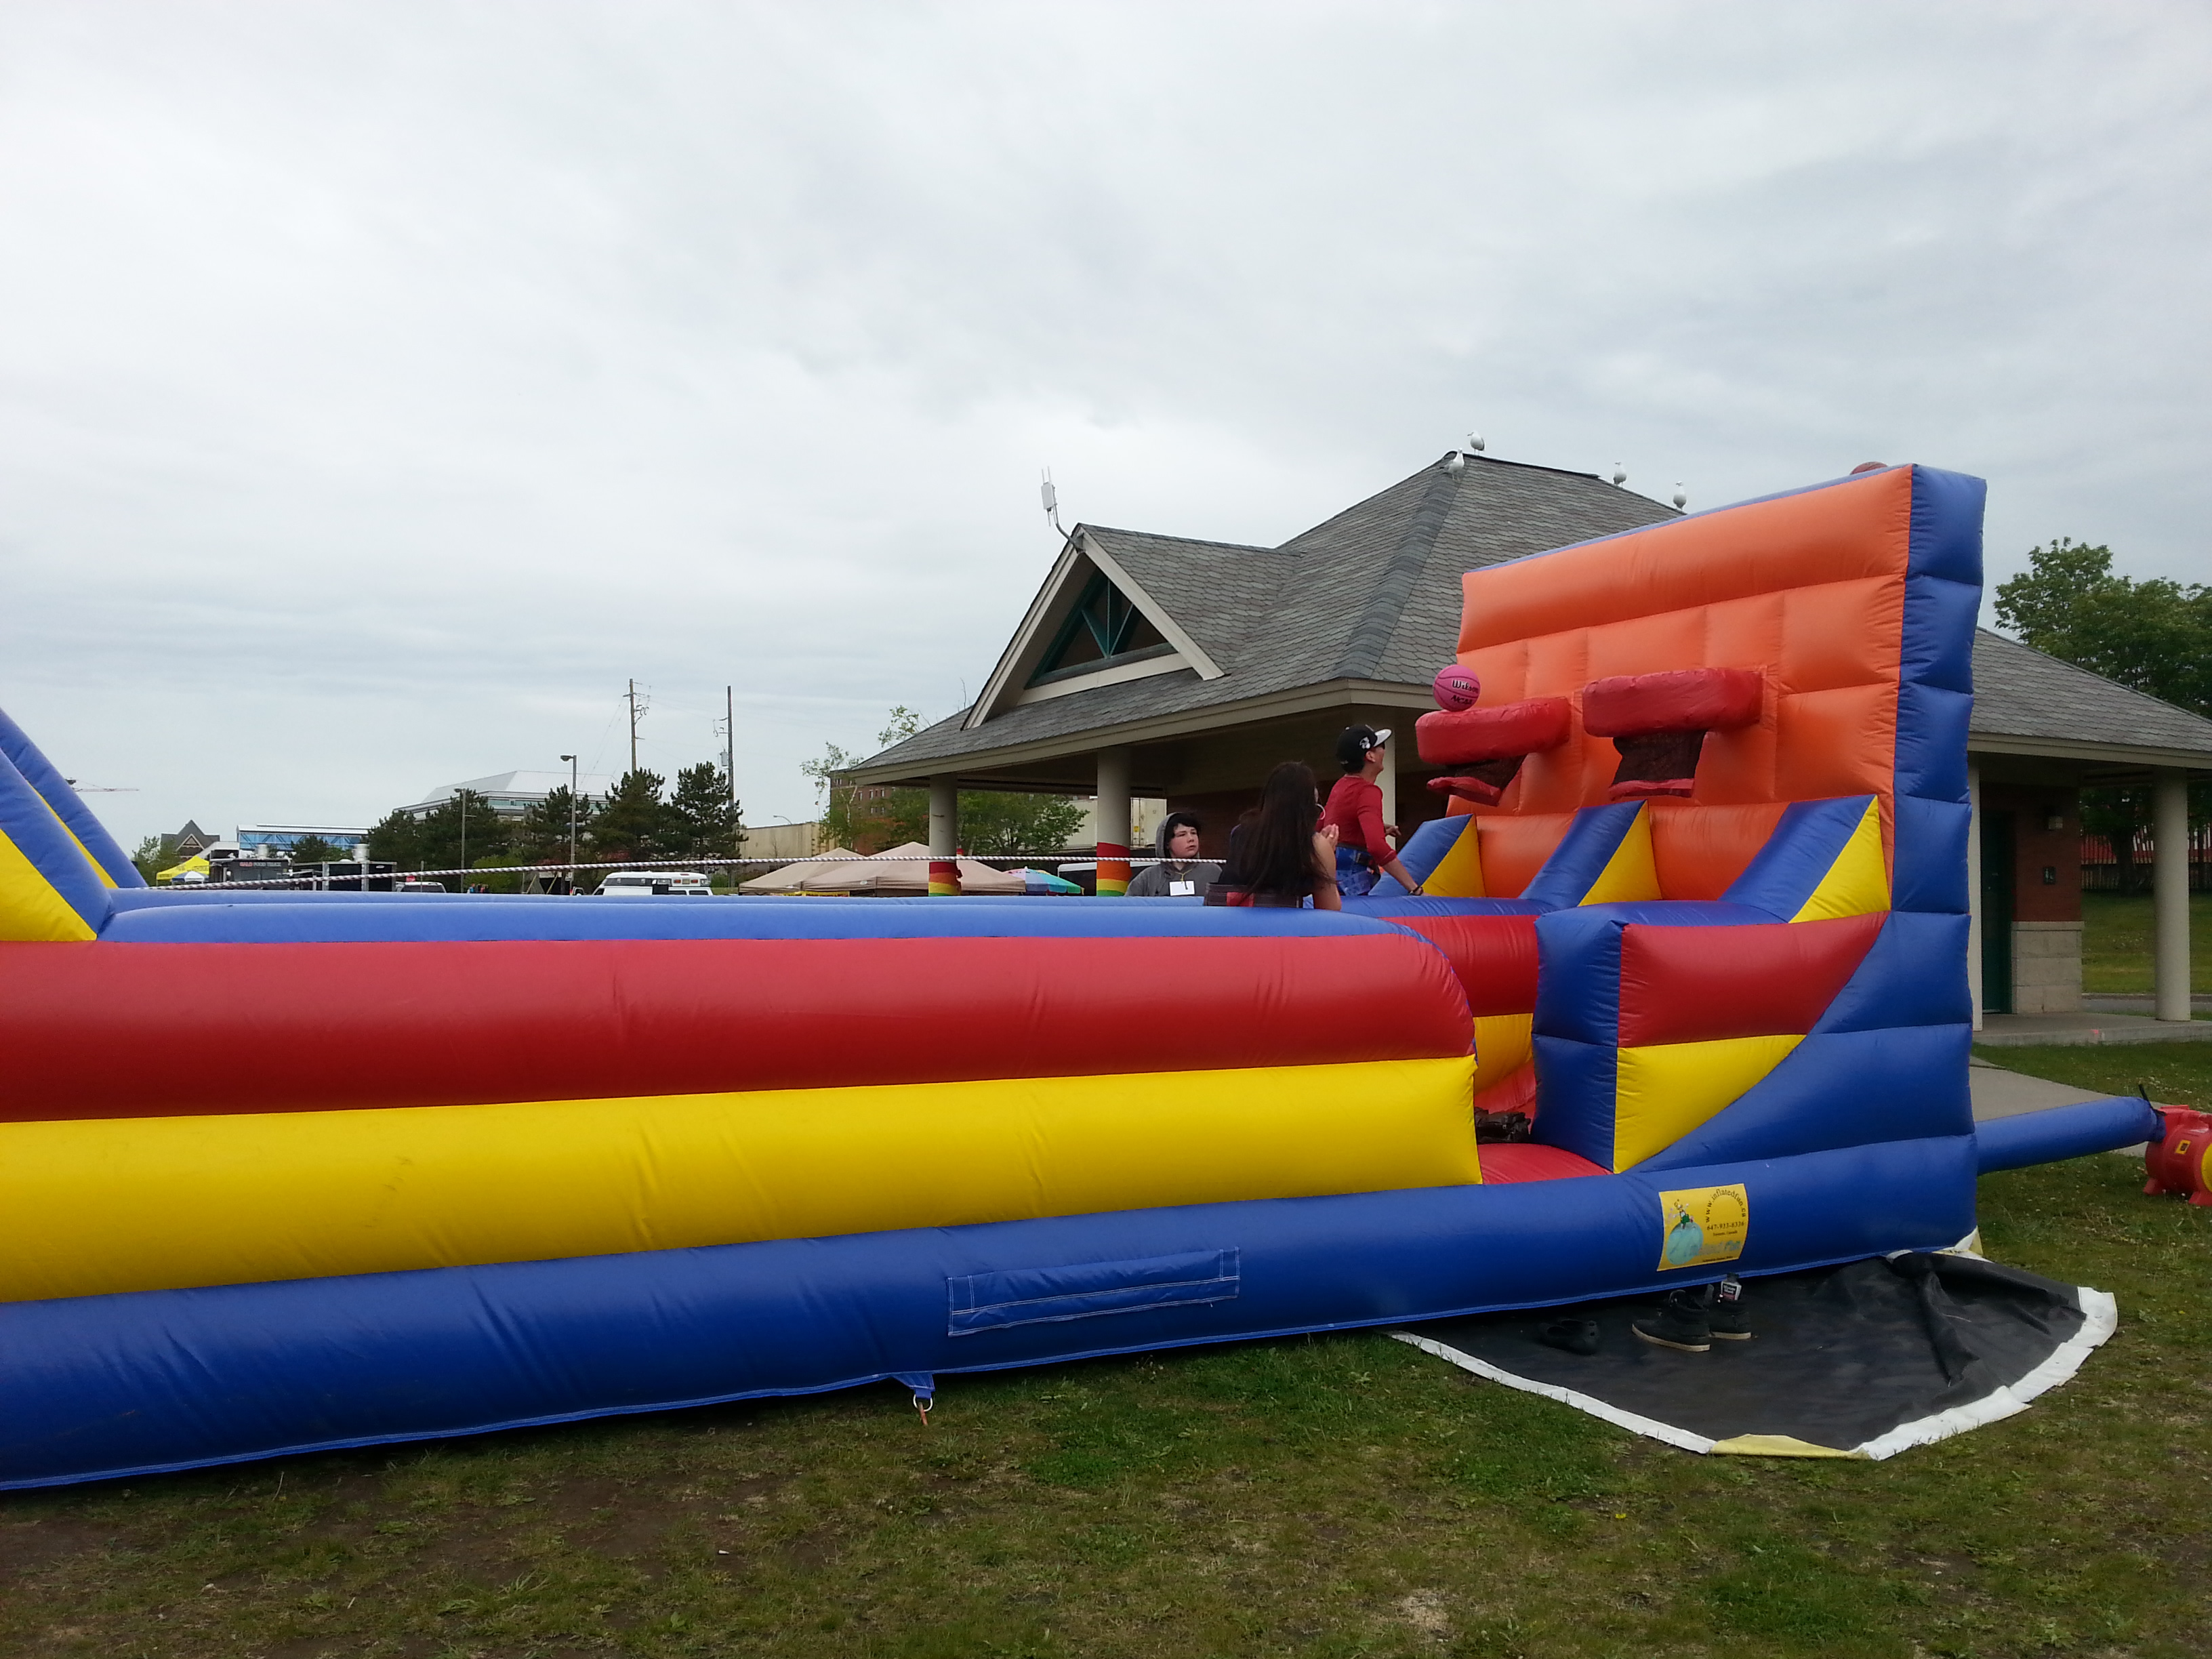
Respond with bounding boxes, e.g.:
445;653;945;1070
597;871;715;897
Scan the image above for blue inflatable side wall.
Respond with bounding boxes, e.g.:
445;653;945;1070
0;1135;1976;1490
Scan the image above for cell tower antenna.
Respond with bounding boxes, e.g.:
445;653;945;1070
1040;468;1065;539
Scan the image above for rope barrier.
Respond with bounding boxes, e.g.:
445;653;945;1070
174;851;1188;890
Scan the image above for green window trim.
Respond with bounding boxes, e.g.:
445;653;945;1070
1026;569;1171;687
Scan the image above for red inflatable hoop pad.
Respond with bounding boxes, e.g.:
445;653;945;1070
1580;668;1763;802
1416;697;1572;806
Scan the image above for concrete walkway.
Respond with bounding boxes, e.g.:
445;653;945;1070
1967;1055;2113;1123
1974;1009;2212;1048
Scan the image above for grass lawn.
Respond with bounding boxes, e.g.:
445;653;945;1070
1975;1041;2212;1112
5;1154;2209;1659
2081;892;2212;996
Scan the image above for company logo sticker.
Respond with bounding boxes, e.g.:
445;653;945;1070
1656;1183;1749;1270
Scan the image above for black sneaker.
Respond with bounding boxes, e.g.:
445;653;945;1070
1709;1274;1752;1341
1633;1288;1712;1353
1537;1317;1601;1356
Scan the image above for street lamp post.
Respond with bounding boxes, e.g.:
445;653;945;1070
560;755;578;893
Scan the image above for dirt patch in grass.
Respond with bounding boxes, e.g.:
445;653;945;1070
6;1153;2211;1658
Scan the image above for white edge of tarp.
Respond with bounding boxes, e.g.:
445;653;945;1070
1851;1286;2117;1461
1391;1330;1718;1455
1394;1282;2118;1464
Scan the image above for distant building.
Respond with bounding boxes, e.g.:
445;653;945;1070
169;819;218;857
237;824;372;859
399;770;617;822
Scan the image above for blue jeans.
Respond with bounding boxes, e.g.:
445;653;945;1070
1336;846;1378;899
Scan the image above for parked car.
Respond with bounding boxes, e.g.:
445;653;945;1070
597;871;714;897
396;879;447;894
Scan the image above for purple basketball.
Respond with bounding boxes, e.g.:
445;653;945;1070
1432;663;1481;712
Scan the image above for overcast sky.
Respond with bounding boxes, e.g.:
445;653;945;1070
3;2;2207;848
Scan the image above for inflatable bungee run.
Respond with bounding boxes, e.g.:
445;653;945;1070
0;464;2166;1489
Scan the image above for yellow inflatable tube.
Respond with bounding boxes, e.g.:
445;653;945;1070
1;1057;1479;1301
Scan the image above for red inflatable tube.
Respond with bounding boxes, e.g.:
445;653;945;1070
1380;914;1540;1018
1581;667;1763;737
0;933;1475;1122
1616;912;1883;1047
1414;697;1572;767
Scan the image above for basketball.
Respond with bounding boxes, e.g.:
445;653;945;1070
1432;663;1481;711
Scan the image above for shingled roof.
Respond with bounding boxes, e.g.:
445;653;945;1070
850;455;2212;784
854;454;1676;776
1971;629;2212;768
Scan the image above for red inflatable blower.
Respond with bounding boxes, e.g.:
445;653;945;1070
2144;1107;2212;1208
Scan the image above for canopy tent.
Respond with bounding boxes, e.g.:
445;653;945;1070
795;842;1027;897
153;856;210;885
735;847;863;894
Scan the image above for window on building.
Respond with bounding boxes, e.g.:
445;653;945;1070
1027;570;1170;687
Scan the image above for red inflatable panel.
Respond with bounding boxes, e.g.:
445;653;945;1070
1414;698;1572;767
1581;668;1763;737
0;933;1474;1122
1380;914;1540;1018
1476;1142;1606;1183
1616;912;1884;1048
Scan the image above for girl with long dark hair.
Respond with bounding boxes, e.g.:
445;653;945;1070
1233;760;1341;910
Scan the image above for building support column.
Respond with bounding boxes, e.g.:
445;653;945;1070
927;775;960;897
1095;747;1132;896
1965;762;1983;1031
1378;730;1399;846
2154;767;2192;1022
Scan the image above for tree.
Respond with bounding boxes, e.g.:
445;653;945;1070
667;762;743;861
591;769;670;863
1995;539;2212;893
414;790;510;873
805;708;927;854
514;785;592;866
1994;539;2212;714
804;705;1089;857
366;810;424;871
958;792;1088;857
131;834;176;883
285;835;350;867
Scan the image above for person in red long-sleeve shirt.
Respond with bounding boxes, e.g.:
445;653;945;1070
1321;725;1425;899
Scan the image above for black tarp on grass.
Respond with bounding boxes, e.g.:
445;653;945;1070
1397;1252;2114;1459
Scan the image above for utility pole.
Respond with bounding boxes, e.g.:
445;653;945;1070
626;679;640;775
459;791;468;876
724;685;736;804
560;754;578;893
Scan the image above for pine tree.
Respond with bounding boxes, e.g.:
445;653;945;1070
590;770;670;862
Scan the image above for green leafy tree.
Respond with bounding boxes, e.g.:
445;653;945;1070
806;708;927;854
668;762;743;861
590;769;670;862
958;792;1088;857
1995;539;2212;712
131;834;177;882
804;706;1087;857
514;785;592;865
414;790;510;873
1995;539;2212;893
285;834;350;867
366;810;424;872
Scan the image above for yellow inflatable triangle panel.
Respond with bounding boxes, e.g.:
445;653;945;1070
0;750;103;941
